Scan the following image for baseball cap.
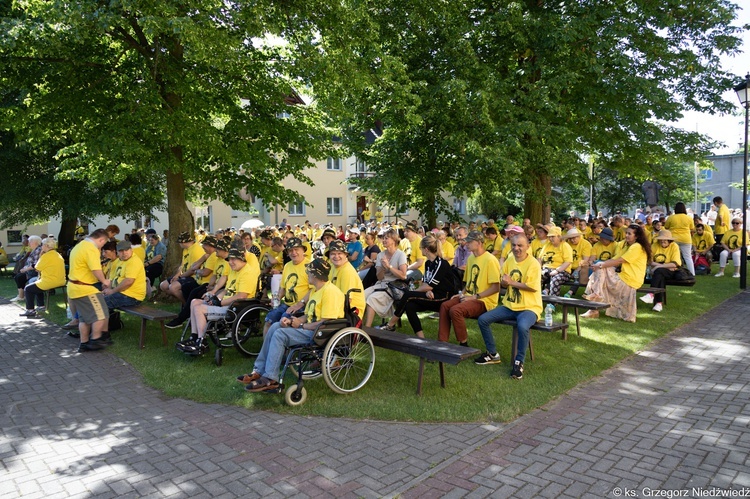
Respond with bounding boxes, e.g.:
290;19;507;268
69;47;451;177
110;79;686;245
116;240;132;251
464;230;485;243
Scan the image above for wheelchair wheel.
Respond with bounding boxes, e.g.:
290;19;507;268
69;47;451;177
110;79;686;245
215;348;223;366
232;304;269;357
284;384;307;406
322;327;375;394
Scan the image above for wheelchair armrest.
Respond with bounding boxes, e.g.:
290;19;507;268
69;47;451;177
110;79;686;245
312;319;350;346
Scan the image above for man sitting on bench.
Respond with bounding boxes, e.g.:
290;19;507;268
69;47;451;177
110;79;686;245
475;234;542;380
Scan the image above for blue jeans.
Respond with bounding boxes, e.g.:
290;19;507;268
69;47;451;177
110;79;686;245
253;322;314;382
265;303;289;324
104;292;141;311
477;306;538;363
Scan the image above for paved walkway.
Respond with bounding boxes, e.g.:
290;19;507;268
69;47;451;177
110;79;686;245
1;292;749;498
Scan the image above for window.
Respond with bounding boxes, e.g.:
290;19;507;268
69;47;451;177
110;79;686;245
289;200;305;216
327;197;342;216
396;203;409;216
453;198;466;215
6;230;21;244
355;158;366;173
327;157;342;171
701;169;712;180
196;206;213;233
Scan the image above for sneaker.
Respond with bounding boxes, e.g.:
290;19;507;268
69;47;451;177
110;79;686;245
375;324;396;331
715;272;724;277
34;306;46;314
182;338;208;355
428;312;440;319
510;361;524;380
62;322;80;330
541;290;548;296
733;272;741;278
19;310;35;317
639;293;654;304
474;352;502;365
9;296;21;302
67;330;81;338
175;335;198;351
77;342;91;353
86;338;107;351
99;332;114;346
652;303;663;312
165;318;184;329
563;292;572;299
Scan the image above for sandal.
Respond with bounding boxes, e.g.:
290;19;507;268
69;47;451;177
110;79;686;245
236;372;261;384
245;376;279;393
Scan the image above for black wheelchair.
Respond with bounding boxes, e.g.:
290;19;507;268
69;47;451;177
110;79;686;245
178;298;270;366
272;290;375;406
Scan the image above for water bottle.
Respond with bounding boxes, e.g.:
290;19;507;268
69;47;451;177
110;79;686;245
272;292;280;308
545;304;555;326
409;281;415;291
573;269;580;280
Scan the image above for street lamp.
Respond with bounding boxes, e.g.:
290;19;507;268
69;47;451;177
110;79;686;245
734;73;750;290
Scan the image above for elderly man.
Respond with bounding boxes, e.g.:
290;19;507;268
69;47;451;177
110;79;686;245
67;229;112;352
475;234;541;379
100;240;148;342
263;237;314;335
237;258;345;392
438;230;501;347
452;226;470;282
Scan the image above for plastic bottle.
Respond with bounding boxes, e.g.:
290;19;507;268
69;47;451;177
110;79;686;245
409;281;415;291
545;304;555;326
272;292;280;308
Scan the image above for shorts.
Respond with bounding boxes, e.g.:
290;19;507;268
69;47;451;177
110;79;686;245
70;293;110;324
206;305;229;321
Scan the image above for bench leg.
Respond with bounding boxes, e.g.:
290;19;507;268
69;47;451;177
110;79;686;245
417;358;425;396
159;320;167;346
439;362;445;389
561;305;569;340
139;318;147;349
575;307;582;337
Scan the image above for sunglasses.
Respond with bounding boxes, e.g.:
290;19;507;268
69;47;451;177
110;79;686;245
732;221;741;225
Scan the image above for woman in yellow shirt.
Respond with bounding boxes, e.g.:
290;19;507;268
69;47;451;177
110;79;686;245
664;202;695;276
640;230;682;312
20;238;66;317
582;225;652;322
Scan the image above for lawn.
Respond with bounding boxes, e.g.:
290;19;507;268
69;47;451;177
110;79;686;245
1;268;741;422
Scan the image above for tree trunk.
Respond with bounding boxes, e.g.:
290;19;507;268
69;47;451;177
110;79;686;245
164;168;194;276
524;172;552;225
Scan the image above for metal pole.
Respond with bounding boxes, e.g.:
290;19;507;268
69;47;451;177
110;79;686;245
741;75;749;290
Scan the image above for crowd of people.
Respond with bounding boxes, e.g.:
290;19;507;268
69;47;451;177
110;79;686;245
6;195;748;380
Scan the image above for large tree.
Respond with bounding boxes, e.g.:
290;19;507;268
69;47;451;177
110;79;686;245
0;0;364;269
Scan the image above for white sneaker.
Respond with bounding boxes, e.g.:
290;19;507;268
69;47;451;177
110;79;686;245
714;272;724;277
733;272;741;278
639;293;654;304
652;303;663;312
9;296;21;302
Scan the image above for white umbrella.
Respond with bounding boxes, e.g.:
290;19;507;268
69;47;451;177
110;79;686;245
240;218;265;230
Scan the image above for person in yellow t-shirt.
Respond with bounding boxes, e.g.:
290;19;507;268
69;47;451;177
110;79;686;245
326;239;366;317
563;228;593;297
129;233;146;262
664;202;695;276
102;240;147;312
0;242;9;269
713;196;731;242
640;230;681;312
538;226;573;296
475;234;542;379
66;229;112;350
20;238;66;317
715;219;750;277
438;229;455;265
403;223;425;280
438;230;500;347
238;258;345;391
611;216;626;243
159;231;206;304
583;225;651;322
166;236;221;328
263;237;314;335
692;223;715;263
179;248;259;354
589;228;617;263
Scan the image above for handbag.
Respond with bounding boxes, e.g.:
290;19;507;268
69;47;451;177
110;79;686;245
386;279;410;301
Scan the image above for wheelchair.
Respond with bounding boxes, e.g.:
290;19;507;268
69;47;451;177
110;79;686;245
271;290;375;406
178;298;270;366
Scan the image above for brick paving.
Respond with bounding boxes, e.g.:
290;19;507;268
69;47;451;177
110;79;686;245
1;291;749;498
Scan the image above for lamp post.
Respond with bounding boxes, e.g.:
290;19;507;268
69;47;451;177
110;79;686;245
734;73;750;290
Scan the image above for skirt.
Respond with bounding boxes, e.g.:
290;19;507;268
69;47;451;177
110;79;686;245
583;267;637;322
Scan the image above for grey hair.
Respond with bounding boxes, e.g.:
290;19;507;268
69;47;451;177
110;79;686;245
42;237;58;250
28;235;43;246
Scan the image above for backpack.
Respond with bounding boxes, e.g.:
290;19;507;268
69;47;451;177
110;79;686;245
108;311;124;331
693;255;710;275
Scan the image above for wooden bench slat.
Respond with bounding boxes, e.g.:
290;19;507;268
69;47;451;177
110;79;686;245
119;305;177;349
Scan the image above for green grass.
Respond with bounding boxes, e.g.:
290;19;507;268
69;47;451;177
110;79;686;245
1;269;741;423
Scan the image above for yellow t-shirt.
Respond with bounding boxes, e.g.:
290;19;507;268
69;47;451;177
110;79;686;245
565;239;592;271
132;246;146;262
112;256;147;300
306;282;345;323
591;241;616;262
181;242;206;274
67;239;104;299
530;238;548;260
103;258;120;280
35;250;66;291
613;226;626;243
619;242;648;289
260;247;283;272
613;241;630;260
441;239;455;266
196;252;218;285
651;242;682;266
664;214;695;245
409;236;425;274
213;257;229;286
281;260;313;305
714;204;731;235
464;251;501;310
398;238;411;260
501;254;542;319
539;242;573;273
329;262;366;314
722;229;748;251
0;248;9;266
692;231;715;253
225;262;259;299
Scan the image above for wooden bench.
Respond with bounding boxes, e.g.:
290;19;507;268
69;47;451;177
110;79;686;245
542;296;610;339
362;327;480;395
496;319;566;362
119;305;178;349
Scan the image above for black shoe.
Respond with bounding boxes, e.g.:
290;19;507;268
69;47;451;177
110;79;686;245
165;318;184;329
19;310;35;317
62;323;80;331
77;342;90;352
474;352;502;365
459;341;470;348
176;335;198;350
100;332;114;346
87;338;108;350
510;361;524;380
182;338;208;355
67;330;81;338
